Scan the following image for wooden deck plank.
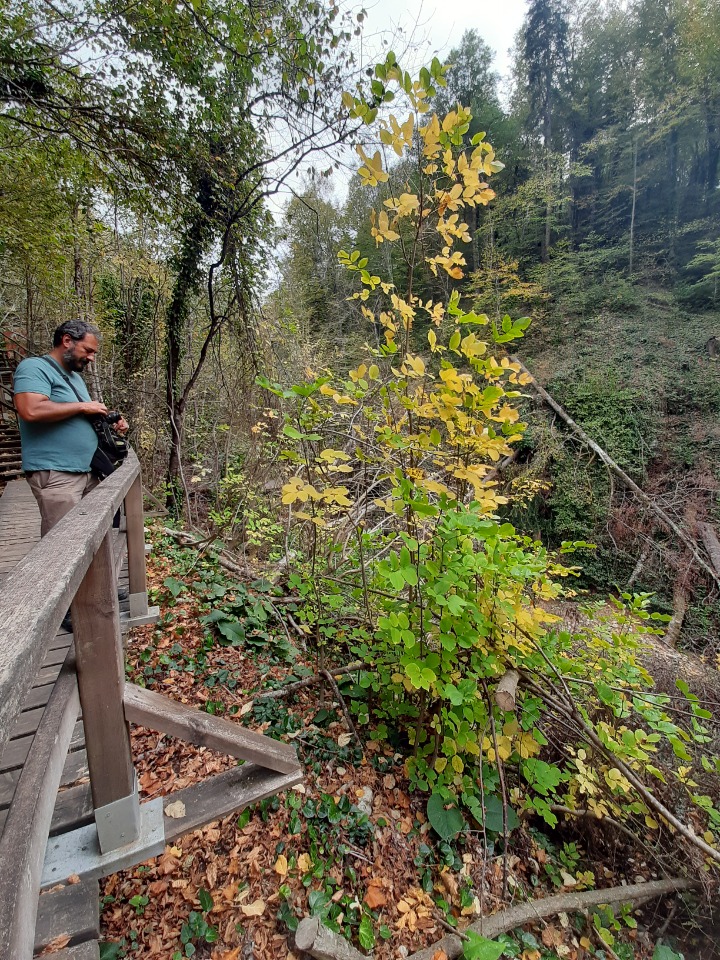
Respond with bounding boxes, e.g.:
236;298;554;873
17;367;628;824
0;720;84;774
0;782;93;838
34;882;99;955
0;749;89;807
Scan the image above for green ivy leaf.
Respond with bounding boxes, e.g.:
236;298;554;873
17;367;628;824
427;793;465;840
358;915;375;951
462;931;506;960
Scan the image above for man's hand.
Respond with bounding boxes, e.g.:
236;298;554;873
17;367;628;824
113;417;129;435
82;401;109;417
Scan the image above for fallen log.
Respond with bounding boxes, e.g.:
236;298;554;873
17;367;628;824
406;877;698;960
295;916;370;960
700;523;720;578
513;359;720;590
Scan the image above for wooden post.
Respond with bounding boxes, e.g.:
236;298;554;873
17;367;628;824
72;530;139;852
125;474;148;619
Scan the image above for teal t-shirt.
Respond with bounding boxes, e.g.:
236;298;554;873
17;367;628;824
13;356;98;472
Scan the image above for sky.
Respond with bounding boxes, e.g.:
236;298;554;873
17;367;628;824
359;0;528;86
268;0;528;219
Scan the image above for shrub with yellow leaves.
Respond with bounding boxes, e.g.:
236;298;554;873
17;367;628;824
260;54;720;876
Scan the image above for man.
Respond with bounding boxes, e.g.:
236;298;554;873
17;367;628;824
13;319;126;535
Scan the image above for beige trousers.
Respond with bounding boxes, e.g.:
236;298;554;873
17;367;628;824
27;470;99;537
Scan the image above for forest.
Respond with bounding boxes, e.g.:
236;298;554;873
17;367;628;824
2;0;720;957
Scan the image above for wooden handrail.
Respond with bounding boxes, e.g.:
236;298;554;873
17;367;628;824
0;450;300;959
0;451;140;754
0;451;149;960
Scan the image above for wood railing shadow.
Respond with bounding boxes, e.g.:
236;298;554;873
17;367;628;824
0;451;302;959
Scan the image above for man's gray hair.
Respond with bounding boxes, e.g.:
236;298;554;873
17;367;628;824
53;319;101;347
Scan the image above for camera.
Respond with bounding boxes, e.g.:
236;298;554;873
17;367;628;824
105;411;122;425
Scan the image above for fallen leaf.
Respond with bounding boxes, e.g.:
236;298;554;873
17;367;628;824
66;874;81;885
438;869;458;900
38;935;71;955
542;925;563;948
364;883;387;909
164;800;186;819
297;853;312;873
275;854;288;877
431;951;448;960
338;733;352;747
383;774;396;789
241;898;266;917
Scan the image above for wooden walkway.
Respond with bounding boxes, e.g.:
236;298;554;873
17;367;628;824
0;480;129;956
0;472;302;958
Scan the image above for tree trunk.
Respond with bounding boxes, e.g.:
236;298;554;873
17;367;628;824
629;137;638;275
665;581;688;648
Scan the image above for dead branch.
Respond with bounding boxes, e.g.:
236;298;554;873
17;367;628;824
406;878;698;960
160;526;252;578
237;661;367;709
320;669;363;751
627;538;652;589
513;360;720;589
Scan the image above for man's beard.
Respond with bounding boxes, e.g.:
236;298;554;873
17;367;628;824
62;348;89;372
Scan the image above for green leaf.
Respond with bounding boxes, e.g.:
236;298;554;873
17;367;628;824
282;424;303;440
163;576;185;598
463;931;507;960
99;945;124;960
652;945;684;960
198;888;213;913
427;793;465;840
358;915;375;951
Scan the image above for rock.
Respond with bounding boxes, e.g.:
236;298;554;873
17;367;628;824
356;787;373;816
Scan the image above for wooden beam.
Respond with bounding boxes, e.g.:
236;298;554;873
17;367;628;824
124;474;148;617
0;654;80;960
124;683;300;775
163;763;303;843
73;531;135;813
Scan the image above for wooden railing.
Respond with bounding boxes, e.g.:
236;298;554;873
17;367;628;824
0;451;301;959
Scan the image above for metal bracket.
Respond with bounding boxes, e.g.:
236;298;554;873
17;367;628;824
120;604;160;632
41;798;165;888
129;590;149;618
95;784;140;852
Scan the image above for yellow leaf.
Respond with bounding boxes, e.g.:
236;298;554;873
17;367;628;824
297;853;312;873
240;899;266;917
274;855;288;877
